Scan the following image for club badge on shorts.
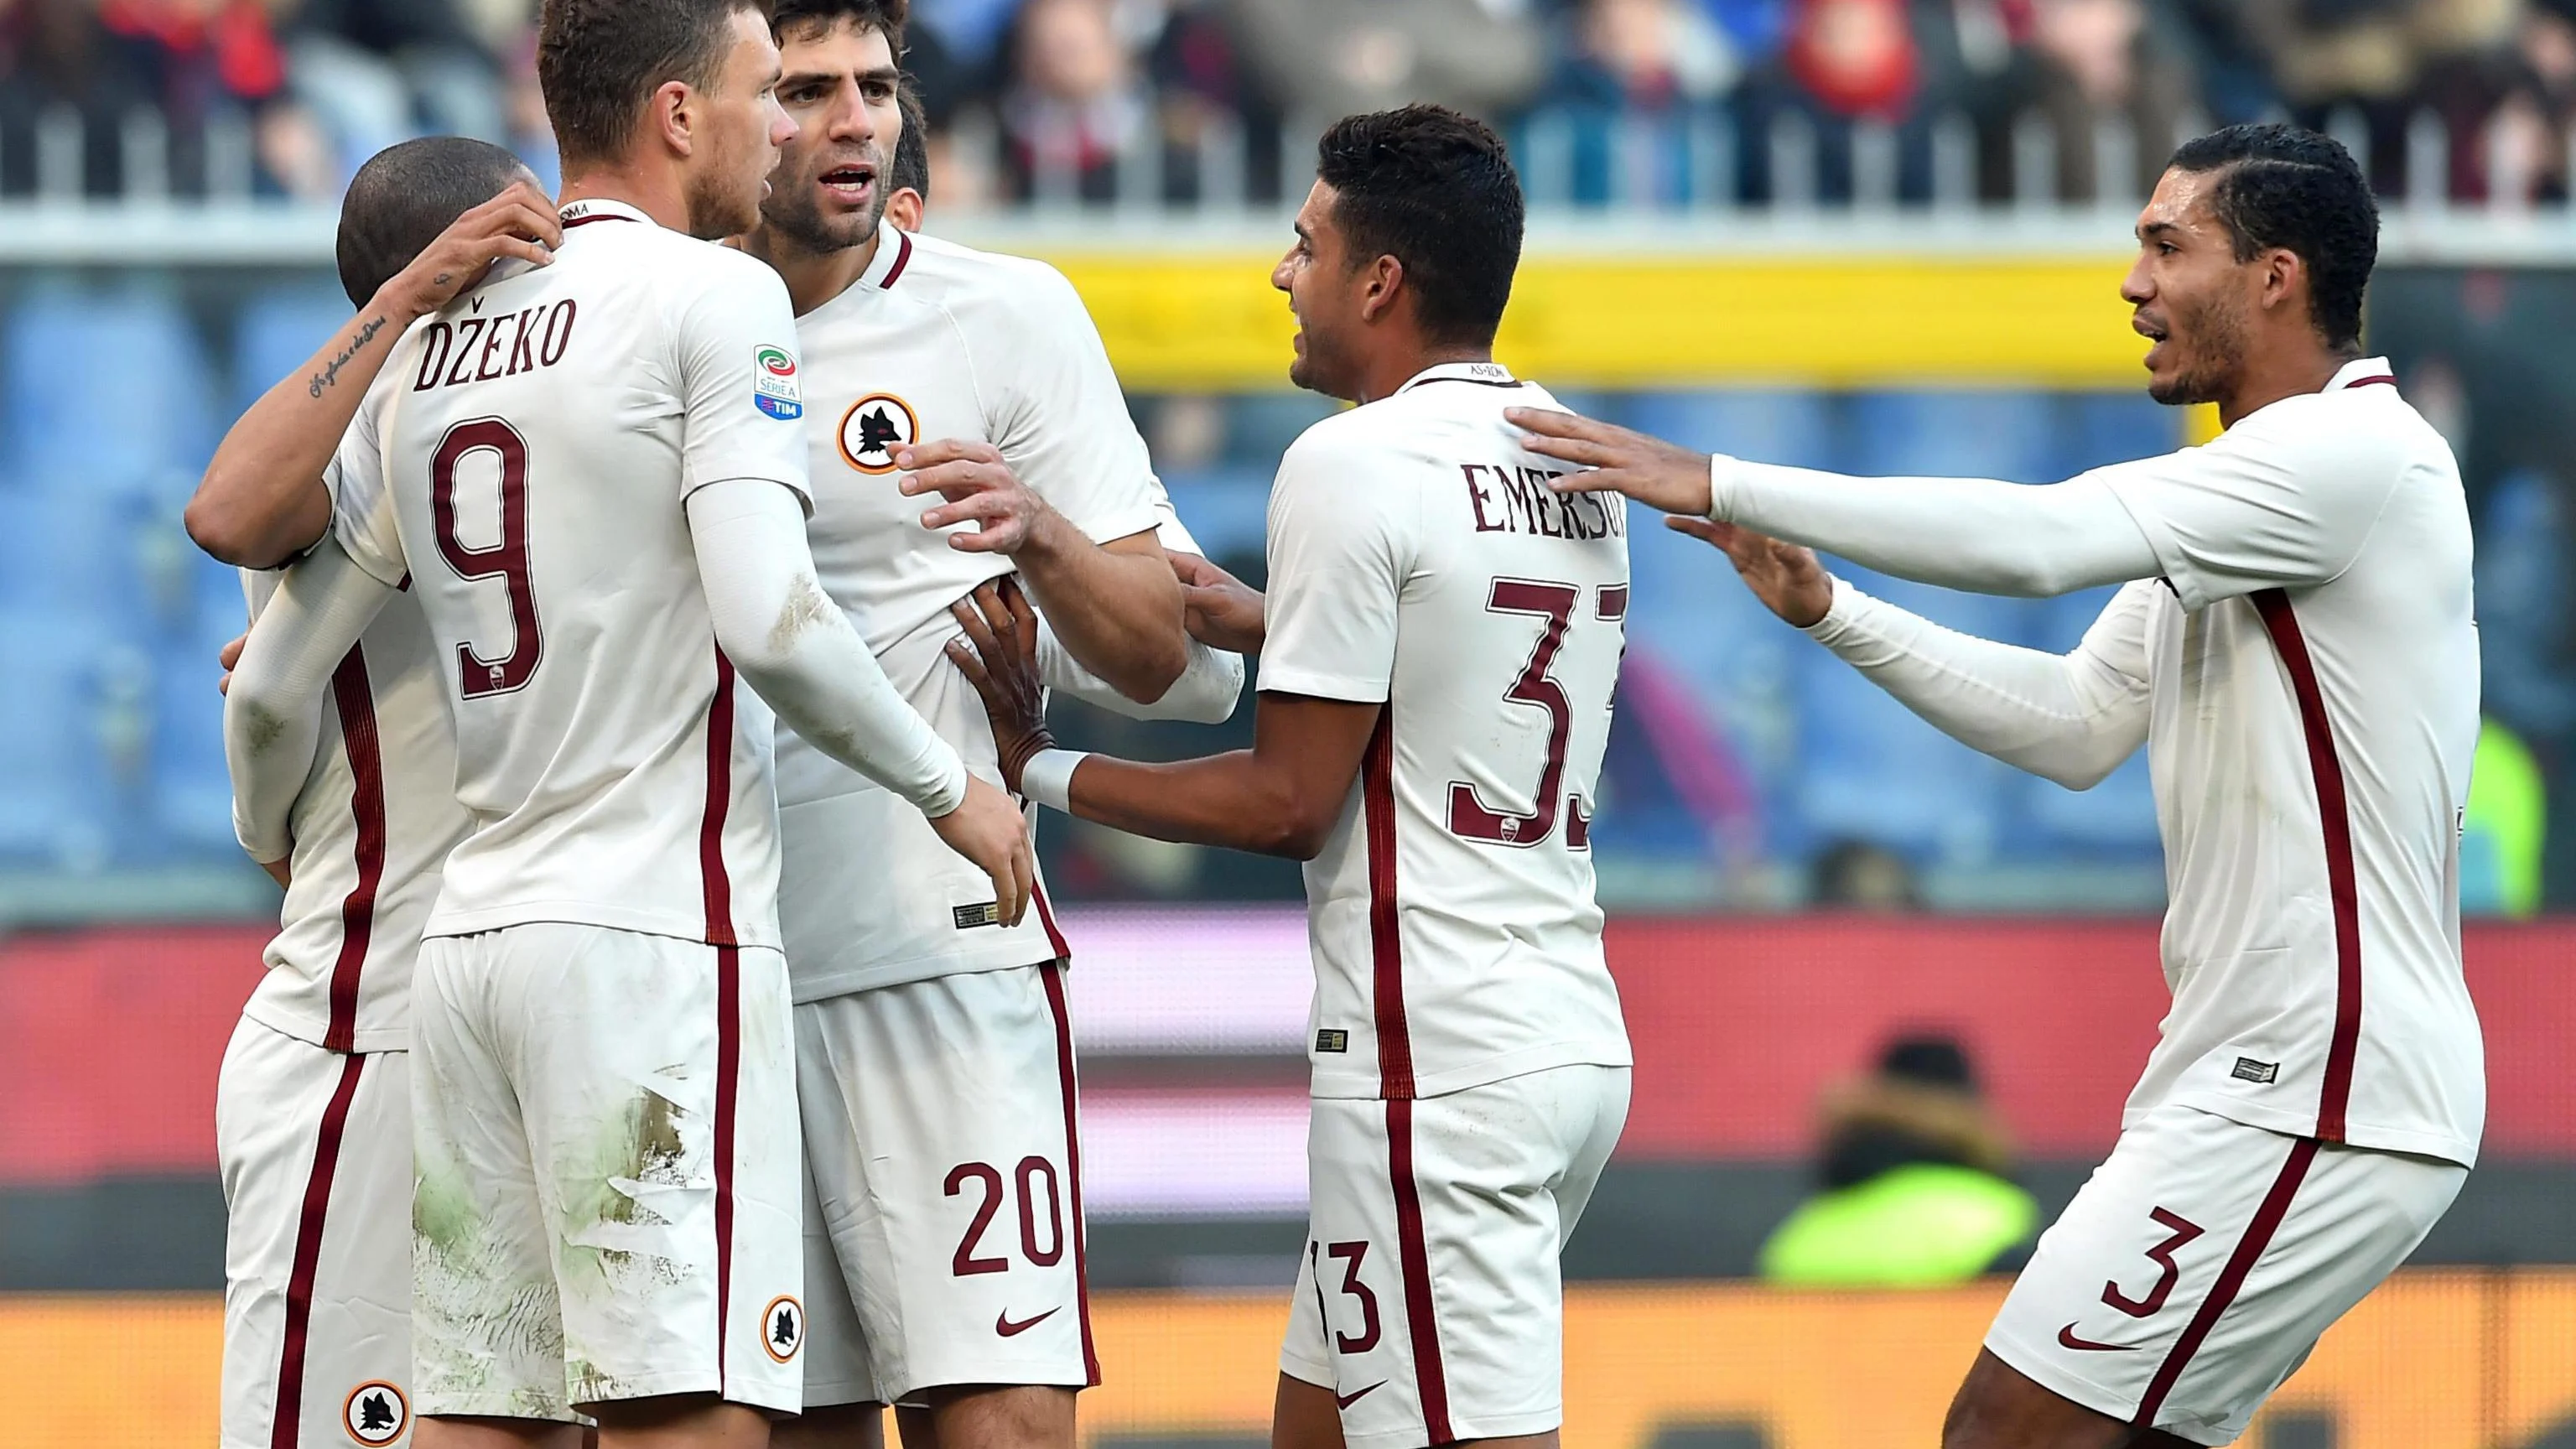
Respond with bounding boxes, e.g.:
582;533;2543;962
342;1380;409;1445
838;392;919;474
761;1295;806;1363
754;345;803;420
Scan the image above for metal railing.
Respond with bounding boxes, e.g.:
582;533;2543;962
5;101;2576;266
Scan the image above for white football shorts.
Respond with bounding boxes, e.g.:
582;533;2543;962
218;1017;414;1447
1281;1063;1632;1449
1987;1102;2465;1444
796;962;1096;1407
410;923;802;1420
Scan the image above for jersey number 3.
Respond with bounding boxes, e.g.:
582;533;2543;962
1448;578;1627;850
431;417;544;698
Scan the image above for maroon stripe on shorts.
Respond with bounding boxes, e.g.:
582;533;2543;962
2343;375;2397;389
272;1052;368;1449
322;646;386;1052
2131;1135;2321;1428
1038;962;1101;1384
713;943;741;1391
2250;589;2363;1142
1361;714;1413;1100
700;642;743;1388
1384;1096;1452;1445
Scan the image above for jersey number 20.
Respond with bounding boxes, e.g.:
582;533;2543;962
1448;578;1627;849
430;417;544;698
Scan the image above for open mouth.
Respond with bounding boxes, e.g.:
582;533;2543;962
820;164;876;206
2133;314;2171;362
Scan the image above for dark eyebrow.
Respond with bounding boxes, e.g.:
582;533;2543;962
2138;219;2180;242
779;63;900;89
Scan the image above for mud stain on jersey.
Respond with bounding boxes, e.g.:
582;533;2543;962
236;700;289;755
771;574;836;656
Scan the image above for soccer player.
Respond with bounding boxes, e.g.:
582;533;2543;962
221;0;1031;1444
949;106;1633;1449
1512;123;2481;1449
738;6;1226;1448
212;136;546;1449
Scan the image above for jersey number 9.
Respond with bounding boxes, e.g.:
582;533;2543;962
430;417;545;699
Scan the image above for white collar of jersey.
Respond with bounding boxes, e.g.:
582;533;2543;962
558;197;653;229
860;226;916;291
1394;361;1520;393
2324;356;2397;392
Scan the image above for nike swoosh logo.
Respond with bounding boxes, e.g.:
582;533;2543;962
2058;1322;2137;1352
1337;1382;1386;1410
995;1306;1061;1337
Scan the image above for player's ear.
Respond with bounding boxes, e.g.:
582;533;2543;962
652;80;696;158
2258;246;2303;316
1358;253;1404;326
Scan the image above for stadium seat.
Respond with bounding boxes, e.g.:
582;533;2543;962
1623;493;1803;842
1841;391;2059;481
2059;391;2179;476
1;286;217;499
1157;466;1273;564
0;610;112;868
1619;389;1838;470
152;621;241;857
230;284;359;418
1788;567;2020;865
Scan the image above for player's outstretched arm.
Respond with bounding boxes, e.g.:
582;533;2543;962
948;579;1374;859
688;477;1034;925
226;538;401;879
1672;516;2153;788
901;439;1189;702
189;182;560;569
1508;405;2166;600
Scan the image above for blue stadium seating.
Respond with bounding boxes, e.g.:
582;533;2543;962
231;285;360;418
1619;389;1837;469
2060;391;2181;476
1841;390;2059;481
1789;566;2023;865
0;609;112;866
1;286;216;500
2007;587;2162;855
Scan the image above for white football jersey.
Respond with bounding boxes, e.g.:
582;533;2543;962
1257;362;1633;1101
333;198;811;949
240;411;470;1052
2085;357;2484;1166
773;229;1162;1000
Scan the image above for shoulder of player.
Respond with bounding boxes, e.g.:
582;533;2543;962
1271;406;1426;504
898;234;1091;330
2205;385;2434;475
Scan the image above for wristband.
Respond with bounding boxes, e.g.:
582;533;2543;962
1021;749;1089;813
1707;452;1736;522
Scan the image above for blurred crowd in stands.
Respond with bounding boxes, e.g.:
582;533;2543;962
8;0;2576;205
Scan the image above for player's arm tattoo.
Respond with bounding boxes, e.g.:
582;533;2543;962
306;314;390;398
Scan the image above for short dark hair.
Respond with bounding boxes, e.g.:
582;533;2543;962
770;0;903;49
1313;105;1524;348
335;138;529;307
888;75;929;201
2167;123;2378;351
538;0;771;169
